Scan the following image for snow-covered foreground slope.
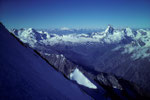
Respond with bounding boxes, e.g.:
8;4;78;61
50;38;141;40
0;23;92;100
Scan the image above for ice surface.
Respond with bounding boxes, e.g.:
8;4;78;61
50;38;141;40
70;68;97;89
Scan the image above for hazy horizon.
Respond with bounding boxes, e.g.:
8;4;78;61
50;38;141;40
8;26;150;31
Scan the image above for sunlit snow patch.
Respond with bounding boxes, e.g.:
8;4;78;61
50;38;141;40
70;68;97;89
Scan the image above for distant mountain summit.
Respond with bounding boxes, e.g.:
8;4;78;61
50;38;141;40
105;25;114;34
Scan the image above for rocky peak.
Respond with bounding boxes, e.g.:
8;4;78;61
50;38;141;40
105;25;114;34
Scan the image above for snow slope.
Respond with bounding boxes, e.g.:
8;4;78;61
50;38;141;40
70;68;97;89
0;23;91;100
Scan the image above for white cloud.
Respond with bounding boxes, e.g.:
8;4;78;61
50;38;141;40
60;27;70;31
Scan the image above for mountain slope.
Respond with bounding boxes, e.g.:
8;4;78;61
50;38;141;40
11;26;150;98
0;23;92;100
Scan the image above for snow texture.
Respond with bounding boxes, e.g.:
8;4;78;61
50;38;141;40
70;68;97;89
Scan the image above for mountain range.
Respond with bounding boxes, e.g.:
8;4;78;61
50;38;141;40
1;23;150;100
11;25;150;99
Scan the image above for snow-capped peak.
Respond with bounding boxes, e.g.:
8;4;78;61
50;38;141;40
105;25;114;34
125;27;134;37
11;27;150;47
27;28;36;33
125;27;132;32
28;28;33;30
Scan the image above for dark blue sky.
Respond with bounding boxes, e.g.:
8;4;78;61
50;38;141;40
0;0;150;29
